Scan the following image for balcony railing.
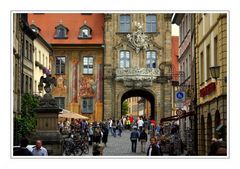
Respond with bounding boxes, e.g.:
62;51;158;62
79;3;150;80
115;68;161;87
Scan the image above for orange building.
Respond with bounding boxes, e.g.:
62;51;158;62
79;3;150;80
28;13;104;122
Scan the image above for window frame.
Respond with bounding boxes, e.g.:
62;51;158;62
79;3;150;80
55;56;66;75
82;97;94;114
119;50;130;68
83;56;94;74
78;25;92;39
119;14;131;33
146;51;157;68
54;24;68;39
146;14;157;33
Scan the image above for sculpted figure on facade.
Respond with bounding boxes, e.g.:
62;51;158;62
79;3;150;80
127;22;149;53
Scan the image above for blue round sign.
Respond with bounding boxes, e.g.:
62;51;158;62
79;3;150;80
176;91;185;100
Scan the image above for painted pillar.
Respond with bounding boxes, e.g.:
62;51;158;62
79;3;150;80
70;57;79;114
72;58;78;103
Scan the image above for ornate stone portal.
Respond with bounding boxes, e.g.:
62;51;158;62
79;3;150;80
104;14;173;121
33;74;63;155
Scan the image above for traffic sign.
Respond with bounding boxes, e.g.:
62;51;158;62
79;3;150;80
175;91;185;101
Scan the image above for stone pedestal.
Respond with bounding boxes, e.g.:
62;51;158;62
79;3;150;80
32;107;63;156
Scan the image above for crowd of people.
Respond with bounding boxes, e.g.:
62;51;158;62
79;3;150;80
14;115;226;156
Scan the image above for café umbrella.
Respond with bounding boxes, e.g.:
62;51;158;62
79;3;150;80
59;109;89;120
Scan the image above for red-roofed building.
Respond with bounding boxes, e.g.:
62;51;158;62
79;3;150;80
28;13;104;122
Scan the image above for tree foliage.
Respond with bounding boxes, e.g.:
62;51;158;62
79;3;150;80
122;100;129;115
14;93;39;144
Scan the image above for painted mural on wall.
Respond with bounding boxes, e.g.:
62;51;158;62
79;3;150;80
79;76;96;97
52;75;67;96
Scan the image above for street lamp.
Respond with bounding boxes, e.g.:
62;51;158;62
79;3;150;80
209;65;220;79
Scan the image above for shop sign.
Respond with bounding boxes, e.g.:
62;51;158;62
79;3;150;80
200;82;216;97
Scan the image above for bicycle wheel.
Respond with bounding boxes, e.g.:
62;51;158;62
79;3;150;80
76;145;83;156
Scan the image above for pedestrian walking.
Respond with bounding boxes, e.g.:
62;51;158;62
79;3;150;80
112;120;117;137
147;137;161;156
102;124;109;146
139;129;148;153
130;126;139;153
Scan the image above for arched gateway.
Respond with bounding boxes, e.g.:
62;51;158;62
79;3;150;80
120;89;155;119
103;14;173;122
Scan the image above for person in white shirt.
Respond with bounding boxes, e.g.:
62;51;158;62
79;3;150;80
137;118;144;132
32;140;48;156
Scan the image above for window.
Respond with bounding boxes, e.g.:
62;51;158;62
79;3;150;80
29;77;32;92
83;56;93;74
79;25;92;39
55;97;65;109
55;24;68;39
200;52;204;83
206;45;211;79
25;41;29;59
119;51;130;68
146;51;156;68
82;98;93;113
25;75;28;93
56;56;65;74
120;15;131;32
214;36;218;66
29;44;32;61
146;14;157;32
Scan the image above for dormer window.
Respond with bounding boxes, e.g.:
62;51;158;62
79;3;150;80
30;24;41;34
54;24;69;39
79;24;92;39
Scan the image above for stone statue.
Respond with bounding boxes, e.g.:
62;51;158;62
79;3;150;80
38;74;58;108
127;22;149;53
39;74;57;93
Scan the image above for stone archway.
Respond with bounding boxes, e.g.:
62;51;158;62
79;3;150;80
119;89;156;120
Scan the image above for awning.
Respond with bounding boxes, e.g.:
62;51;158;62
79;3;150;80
160;110;195;123
59;109;89;120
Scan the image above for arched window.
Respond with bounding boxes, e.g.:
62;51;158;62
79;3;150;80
119;51;130;68
146;51;156;68
79;24;92;39
54;24;68;39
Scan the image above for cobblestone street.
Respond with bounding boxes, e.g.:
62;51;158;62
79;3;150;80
83;130;147;156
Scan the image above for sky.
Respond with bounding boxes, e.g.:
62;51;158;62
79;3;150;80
172;24;179;36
